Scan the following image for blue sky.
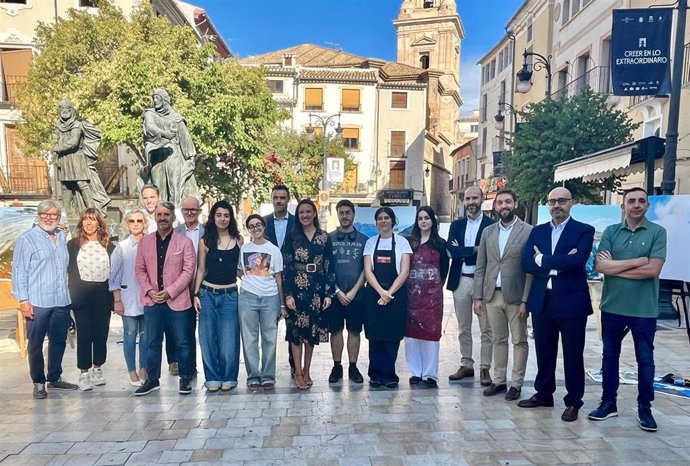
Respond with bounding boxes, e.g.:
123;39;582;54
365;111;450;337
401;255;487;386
190;0;524;113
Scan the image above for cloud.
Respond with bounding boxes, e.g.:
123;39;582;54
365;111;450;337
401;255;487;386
460;53;482;115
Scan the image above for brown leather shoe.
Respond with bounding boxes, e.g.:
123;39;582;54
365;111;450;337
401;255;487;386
561;406;579;422
449;366;474;381
479;369;492;386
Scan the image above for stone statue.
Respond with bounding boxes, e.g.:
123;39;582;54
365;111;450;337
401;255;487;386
142;88;198;206
52;100;111;216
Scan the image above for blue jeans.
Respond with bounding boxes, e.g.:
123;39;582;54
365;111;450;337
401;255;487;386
601;311;656;407
26;305;71;384
199;289;240;385
238;289;280;384
144;303;193;380
122;315;147;373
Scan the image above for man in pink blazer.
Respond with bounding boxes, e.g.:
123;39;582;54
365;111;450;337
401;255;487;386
134;201;196;396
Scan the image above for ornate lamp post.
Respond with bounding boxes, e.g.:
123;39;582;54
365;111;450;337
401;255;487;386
494;101;517;132
305;113;342;229
515;49;553;97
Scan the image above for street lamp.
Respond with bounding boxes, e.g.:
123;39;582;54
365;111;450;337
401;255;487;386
305;113;342;229
494;102;517;132
515;49;553;97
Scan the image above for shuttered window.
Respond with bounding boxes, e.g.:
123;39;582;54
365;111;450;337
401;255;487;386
341;88;360;112
389;160;406;189
0;48;32;103
343;128;360;150
304;87;323;111
391;91;408;109
390;131;405;157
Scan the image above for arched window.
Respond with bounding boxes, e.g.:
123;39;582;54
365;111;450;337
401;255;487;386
562;0;570;25
420;53;430;69
423;1;435;8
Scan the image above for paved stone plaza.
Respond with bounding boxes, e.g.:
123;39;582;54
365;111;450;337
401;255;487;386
1;292;690;465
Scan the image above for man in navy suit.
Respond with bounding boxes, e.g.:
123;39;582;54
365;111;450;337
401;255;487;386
263;184;296;376
519;187;594;422
447;186;495;385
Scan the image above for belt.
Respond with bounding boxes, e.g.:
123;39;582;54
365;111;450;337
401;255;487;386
461;273;475;278
294;262;323;273
200;284;237;294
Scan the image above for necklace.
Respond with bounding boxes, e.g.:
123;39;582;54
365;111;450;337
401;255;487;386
218;237;230;262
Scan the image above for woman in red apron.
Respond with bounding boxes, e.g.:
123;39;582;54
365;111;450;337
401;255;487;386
363;207;412;388
405;206;449;388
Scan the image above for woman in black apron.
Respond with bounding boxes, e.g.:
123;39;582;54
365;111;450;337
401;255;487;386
363;207;412;388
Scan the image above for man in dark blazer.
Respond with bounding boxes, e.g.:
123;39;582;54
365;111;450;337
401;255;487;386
264;184;295;250
263;184;296;376
519;187;594;422
447;186;495;385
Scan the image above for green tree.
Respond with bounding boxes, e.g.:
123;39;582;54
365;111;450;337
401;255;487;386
502;88;639;217
262;128;353;201
17;1;283;203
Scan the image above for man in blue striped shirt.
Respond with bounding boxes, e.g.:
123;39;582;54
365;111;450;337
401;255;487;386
12;200;78;399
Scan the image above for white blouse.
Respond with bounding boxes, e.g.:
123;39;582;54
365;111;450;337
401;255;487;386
77;241;110;282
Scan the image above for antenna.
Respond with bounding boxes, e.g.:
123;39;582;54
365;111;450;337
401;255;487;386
324;41;342;51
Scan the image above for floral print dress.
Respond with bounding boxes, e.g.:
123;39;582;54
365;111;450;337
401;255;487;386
283;229;337;345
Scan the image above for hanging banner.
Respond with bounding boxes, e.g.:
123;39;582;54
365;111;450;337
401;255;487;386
611;8;672;96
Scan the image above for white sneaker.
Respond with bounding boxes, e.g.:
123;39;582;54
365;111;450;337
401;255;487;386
78;372;93;391
91;367;106;386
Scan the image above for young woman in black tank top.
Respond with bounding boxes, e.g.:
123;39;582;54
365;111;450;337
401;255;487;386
192;200;243;392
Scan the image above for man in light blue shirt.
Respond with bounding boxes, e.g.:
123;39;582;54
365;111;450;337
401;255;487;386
12;200;78;399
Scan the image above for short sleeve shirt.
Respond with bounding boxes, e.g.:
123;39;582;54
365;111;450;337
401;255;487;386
238;241;283;296
329;228;368;292
597;219;667;318
363;234;413;274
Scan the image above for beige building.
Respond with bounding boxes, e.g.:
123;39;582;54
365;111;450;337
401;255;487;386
456;109;479;145
243;0;465;219
477;0;690;205
0;0;229;199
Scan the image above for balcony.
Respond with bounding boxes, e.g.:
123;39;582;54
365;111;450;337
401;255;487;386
0;164;51;196
1;76;26;106
552;66;612;100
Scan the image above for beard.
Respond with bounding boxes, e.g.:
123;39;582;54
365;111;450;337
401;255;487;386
499;209;515;223
465;204;480;215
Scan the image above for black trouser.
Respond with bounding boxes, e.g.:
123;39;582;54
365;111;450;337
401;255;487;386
532;292;587;409
72;282;112;370
368;340;400;384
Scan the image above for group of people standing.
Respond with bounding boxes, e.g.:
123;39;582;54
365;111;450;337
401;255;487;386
12;181;667;432
447;185;666;432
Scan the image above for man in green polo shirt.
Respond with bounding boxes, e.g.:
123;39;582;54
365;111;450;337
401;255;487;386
588;187;666;432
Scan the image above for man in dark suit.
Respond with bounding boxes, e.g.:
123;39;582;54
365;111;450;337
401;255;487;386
263;184;296;376
447;186;495;385
519;187;594;422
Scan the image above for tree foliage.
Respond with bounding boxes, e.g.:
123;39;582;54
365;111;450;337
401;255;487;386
17;1;283;202
502;89;639;208
261;128;354;201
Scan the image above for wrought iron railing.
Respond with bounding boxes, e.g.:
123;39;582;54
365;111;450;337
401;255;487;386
0;76;26;104
0;164;51;195
551;66;612;100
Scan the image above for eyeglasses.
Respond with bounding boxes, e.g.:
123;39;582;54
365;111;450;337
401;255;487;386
38;213;60;220
247;223;264;231
547;198;572;206
182;208;199;214
128;219;145;224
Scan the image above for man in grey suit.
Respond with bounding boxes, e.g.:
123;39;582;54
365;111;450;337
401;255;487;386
175;196;205;378
473;188;532;401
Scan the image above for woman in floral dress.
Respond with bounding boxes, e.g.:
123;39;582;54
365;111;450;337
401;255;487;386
283;199;336;389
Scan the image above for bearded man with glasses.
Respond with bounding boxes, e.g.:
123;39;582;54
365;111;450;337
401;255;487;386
12;200;78;399
519;187;595;422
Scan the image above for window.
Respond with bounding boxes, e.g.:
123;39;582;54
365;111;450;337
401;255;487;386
572;0;581;16
498;51;504;72
470;124;479;133
79;0;97;6
0;48;32;104
343;128;360;150
391;91;408;109
389;160;406;189
420;53;430;70
267;80;284;94
499;80;506;104
527;19;533;42
390;131;406;157
489;59;496;80
341;88;360;112
423;1;434;9
2;1;29;4
481;127;488;157
562;0;571;24
304;87;323;111
480;94;487;122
